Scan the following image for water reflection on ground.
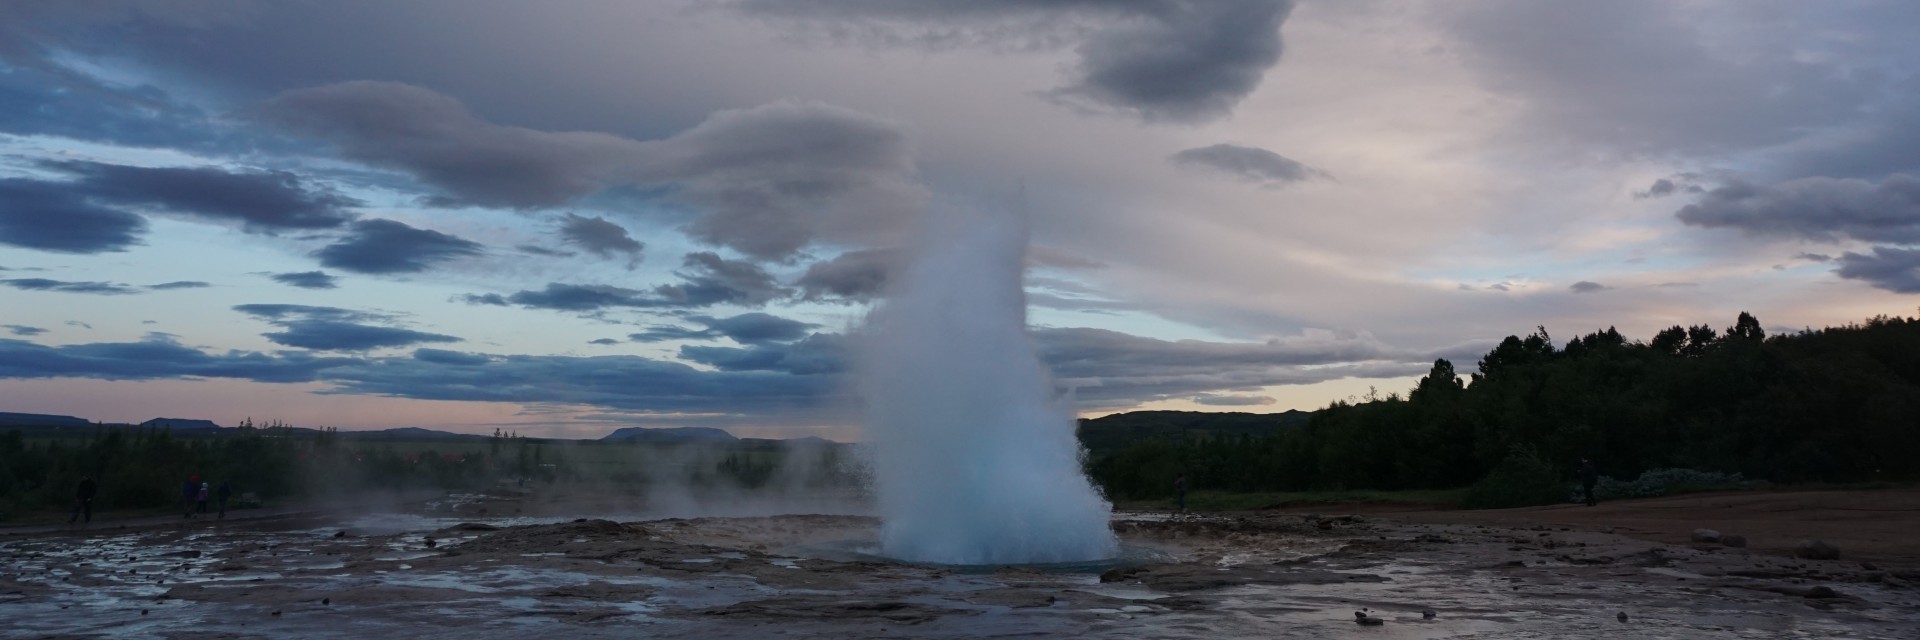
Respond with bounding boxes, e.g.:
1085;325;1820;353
4;507;1916;639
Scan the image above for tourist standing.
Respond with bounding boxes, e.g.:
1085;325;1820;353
1579;458;1600;507
217;480;232;519
68;476;97;526
196;482;210;515
182;478;198;518
1173;474;1189;513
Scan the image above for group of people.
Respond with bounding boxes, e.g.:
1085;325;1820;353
64;474;236;526
181;474;233;519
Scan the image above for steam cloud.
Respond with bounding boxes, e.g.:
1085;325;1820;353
857;202;1117;564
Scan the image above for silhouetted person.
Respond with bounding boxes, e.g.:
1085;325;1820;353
1173;474;1189;513
69;476;97;525
196;482;210;515
182;478;198;518
1578;458;1599;507
217;480;232;519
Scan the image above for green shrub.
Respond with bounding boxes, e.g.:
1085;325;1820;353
1574;468;1749;501
1463;446;1565;509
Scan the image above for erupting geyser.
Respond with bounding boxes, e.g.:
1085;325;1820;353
858;203;1118;565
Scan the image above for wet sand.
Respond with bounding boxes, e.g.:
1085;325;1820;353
3;490;1916;638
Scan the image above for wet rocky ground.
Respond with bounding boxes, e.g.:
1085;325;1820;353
4;505;1917;638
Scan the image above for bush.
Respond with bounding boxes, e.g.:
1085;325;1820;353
1463;446;1565;509
1574;468;1748;502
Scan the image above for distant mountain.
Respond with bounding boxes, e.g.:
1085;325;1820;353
1076;409;1314;455
601;427;739;443
141;418;223;431
0;412;91;427
346;427;492;441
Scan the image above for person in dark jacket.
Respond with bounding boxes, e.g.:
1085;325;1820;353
182;478;198;518
217;480;232;519
69;476;97;525
1173;474;1189;513
1578;458;1600;507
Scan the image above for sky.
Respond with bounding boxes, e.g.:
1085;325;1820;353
1;0;1916;440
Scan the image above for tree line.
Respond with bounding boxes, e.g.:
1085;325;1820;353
1088;311;1920;506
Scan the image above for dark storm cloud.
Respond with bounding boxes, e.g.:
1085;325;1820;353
261;320;461;351
0;335;359;383
324;350;842;414
487;253;789;313
659;252;790;307
1569;281;1609;293
1170;144;1323;185
627;325;713;343
455;293;510;306
148;281;210;290
3;278;139;295
261;83;920;259
4;325;45;336
259;81;646;209
0;178;148;253
269;271;339;289
657;101;922;259
314;219;484;274
411;348;490;366
499;283;656;312
231;304;380;323
737;0;1295;123
703;313;819;345
45;161;358;231
1834;247;1920;294
1676;175;1920;244
1633;176;1705;200
0;57;237;151
557;213;643;266
630;313;819;345
0;324;1462;415
234;303;460;352
679;333;848;375
797;248;896;302
1442;0;1886;157
1191;393;1276;407
516;245;576;258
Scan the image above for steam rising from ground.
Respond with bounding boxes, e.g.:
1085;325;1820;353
858;203;1118;565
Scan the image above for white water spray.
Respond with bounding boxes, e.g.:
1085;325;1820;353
858;202;1118;565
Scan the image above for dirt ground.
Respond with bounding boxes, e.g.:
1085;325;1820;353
1302;489;1920;565
3;489;1917;639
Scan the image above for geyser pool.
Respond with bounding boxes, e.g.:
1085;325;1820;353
858;203;1119;565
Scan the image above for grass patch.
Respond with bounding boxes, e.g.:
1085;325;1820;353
1116;488;1466;512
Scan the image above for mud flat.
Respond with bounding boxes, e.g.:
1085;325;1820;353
4;498;1917;638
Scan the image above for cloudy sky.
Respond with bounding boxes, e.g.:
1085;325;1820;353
1;1;1915;439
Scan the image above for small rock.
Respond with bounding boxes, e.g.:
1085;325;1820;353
1617;612;1629;622
271;610;281;616
1804;586;1839;599
141;609;149;615
1691;529;1721;543
321;598;330;605
1422;610;1437;619
424;537;437;549
1720;534;1747;548
1795;540;1840;561
1860;562;1879;571
1356;615;1384;626
333;531;347;538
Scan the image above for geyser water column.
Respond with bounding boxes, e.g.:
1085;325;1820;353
859;203;1118;565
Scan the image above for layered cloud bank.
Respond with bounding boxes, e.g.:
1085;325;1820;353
0;1;1915;433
